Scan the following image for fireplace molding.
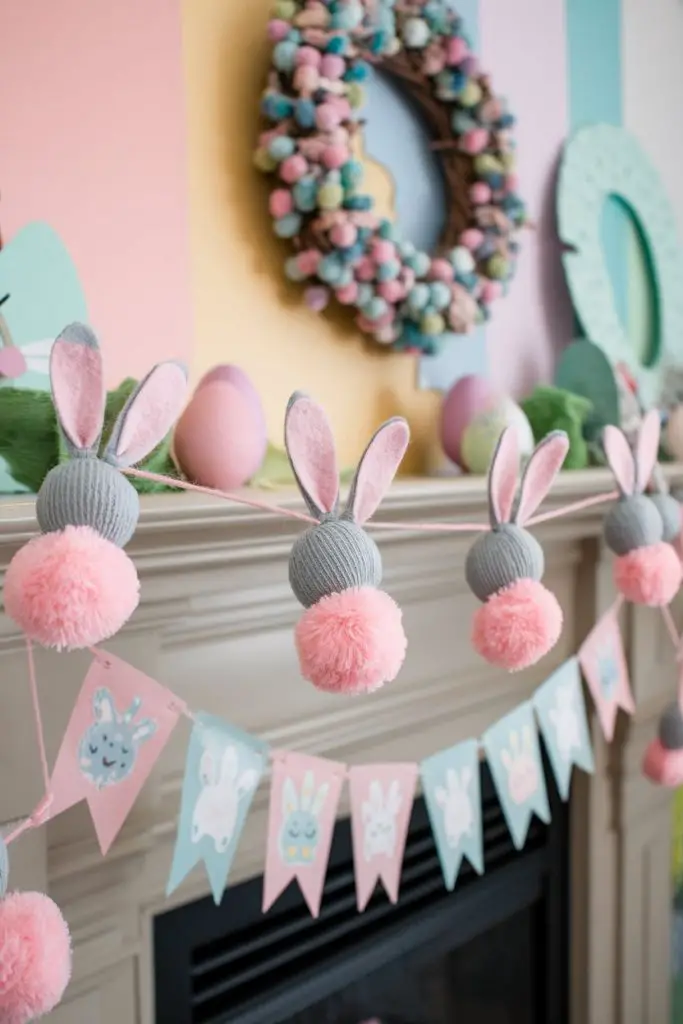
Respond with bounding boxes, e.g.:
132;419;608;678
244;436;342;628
0;469;681;1024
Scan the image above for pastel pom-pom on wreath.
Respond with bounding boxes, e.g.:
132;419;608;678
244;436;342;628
257;0;526;354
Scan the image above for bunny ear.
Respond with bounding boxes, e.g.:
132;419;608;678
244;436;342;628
515;431;569;525
488;428;520;526
282;777;299;816
50;323;105;454
345;417;410;524
602;424;636;496
220;746;238;782
103;361;188;468
93;687;115;723
284;392;339;517
635;409;661;492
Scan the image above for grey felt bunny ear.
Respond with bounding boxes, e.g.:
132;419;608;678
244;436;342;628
344;417;410;524
103;360;188;468
50;323;106;456
284;391;340;518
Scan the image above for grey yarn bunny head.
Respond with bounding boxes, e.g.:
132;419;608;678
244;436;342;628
602;410;669;555
657;701;683;751
36;323;188;548
285;392;410;608
465;427;569;601
647;462;681;544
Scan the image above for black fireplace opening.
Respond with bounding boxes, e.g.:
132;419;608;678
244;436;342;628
155;752;569;1024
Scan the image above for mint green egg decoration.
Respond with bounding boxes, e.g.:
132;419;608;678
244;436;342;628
0;223;88;492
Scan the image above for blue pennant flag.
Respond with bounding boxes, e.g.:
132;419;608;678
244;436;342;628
167;713;268;904
533;658;594;800
421;739;483;890
482;702;550;850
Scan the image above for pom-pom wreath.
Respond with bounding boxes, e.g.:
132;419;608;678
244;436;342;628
642;739;683;788
294;587;407;695
4;527;140;650
257;1;526;354
0;892;71;1024
613;543;682;607
471;578;563;672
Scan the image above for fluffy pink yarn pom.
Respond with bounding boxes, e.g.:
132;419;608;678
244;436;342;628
4;527;140;650
642;739;683;787
613;543;682;606
471;578;563;671
295;587;407;695
0;892;71;1024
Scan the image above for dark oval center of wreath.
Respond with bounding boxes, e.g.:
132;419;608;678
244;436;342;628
257;0;526;355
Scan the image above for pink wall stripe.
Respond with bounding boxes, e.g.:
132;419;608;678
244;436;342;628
479;0;574;396
0;1;192;385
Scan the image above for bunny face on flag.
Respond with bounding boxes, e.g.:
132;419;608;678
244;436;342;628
78;687;156;788
435;766;475;850
192;742;259;854
500;727;539;805
361;780;402;861
279;771;329;867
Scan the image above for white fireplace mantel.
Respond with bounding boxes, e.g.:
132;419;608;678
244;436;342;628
0;469;681;1024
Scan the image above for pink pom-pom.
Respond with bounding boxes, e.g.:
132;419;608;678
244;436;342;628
480;280;502;304
293;65;319;93
322;144;349;169
335;281;359;304
613;543;682;606
0;892;71;1024
295;587;407;694
505;173;519;192
295;45;322;67
470;182;492;204
315;103;341;131
423;46;446;75
445;35;469;65
304;285;330;312
377;280;404;302
321;53;345;79
297;249;322;275
461;228;484;252
642;739;683;787
429;258;455;283
280;154;308;183
4;527;140;650
356;256;376;281
461;128;489;155
267;18;291;41
330;222;357;247
371;239;396;264
269;188;293;218
328;95;352;120
471;578;563;671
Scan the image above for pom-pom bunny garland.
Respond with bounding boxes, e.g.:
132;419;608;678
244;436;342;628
3;324;188;650
285;392;410;694
465;427;569;671
643;700;683;788
602;411;682;606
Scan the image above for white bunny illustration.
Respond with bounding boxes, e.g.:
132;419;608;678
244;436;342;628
500;727;539;806
548;682;581;762
361;779;402;861
435;767;475;850
192;745;259;853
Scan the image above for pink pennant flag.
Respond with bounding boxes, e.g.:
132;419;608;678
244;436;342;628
578;605;634;741
263;750;345;918
348;763;418;912
49;651;182;854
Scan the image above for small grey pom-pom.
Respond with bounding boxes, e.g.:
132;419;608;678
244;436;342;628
37;458;140;548
603;495;663;555
465;523;544;603
289;517;382;608
658;701;683;750
650;492;681;544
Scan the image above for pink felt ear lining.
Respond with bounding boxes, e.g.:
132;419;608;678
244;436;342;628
603;425;636;495
50;340;104;451
350;418;409;524
285;397;339;514
489;428;518;525
636;410;660;492
516;433;569;525
113;363;187;467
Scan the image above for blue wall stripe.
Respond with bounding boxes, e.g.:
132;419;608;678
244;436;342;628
565;0;628;330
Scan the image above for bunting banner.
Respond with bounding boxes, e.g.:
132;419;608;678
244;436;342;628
578;605;635;741
262;751;345;918
482;702;551;850
166;713;269;904
533;658;595;799
48;652;181;854
420;739;483;890
348;763;418;911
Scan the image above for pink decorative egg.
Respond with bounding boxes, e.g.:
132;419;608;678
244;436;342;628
440;374;497;467
174;368;267;489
